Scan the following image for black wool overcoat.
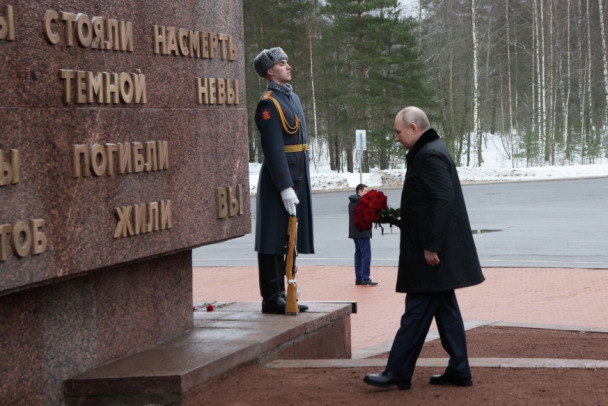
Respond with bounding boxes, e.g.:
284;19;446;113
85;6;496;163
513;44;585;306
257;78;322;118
254;85;314;255
396;129;484;293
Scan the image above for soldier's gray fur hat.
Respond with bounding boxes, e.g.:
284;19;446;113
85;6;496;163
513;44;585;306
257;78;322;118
253;47;288;77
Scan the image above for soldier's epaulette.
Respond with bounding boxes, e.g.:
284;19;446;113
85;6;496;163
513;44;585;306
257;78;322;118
258;90;300;136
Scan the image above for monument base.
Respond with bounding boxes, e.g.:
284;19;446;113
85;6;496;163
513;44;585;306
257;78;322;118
63;302;353;406
0;251;193;406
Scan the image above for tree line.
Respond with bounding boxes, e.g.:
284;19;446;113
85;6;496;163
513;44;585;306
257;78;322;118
244;0;608;170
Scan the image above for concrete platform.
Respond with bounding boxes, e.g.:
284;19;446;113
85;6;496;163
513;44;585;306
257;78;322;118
63;302;352;405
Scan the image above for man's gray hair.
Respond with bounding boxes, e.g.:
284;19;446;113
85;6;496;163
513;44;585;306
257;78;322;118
398;106;430;131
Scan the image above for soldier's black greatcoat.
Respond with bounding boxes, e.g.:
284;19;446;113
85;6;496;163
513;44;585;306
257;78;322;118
254;83;314;256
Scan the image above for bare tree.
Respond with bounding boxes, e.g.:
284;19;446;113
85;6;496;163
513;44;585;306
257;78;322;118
531;0;537;166
563;0;572;162
506;0;515;167
307;22;322;171
472;0;481;166
548;0;557;164
537;0;547;160
583;0;593;163
599;0;608;135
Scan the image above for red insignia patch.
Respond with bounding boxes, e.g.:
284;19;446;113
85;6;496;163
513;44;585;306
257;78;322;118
262;109;272;120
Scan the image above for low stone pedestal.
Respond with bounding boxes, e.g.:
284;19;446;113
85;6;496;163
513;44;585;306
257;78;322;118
63;302;352;406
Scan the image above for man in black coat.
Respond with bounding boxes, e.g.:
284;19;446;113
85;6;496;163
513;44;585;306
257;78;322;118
252;47;313;314
364;106;485;390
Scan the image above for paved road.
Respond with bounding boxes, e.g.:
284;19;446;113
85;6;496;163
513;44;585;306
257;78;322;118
192;177;608;268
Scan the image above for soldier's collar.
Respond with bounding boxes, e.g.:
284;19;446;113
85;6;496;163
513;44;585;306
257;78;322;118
268;81;292;96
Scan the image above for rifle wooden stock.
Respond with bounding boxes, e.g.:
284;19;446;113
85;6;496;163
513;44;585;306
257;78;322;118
285;215;299;315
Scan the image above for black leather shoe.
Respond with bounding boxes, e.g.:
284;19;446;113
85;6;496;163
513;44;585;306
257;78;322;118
355;280;362;285
429;373;473;387
361;279;378;286
363;371;411;390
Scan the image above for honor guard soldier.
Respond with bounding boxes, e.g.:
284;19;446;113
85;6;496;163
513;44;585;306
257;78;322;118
252;47;314;314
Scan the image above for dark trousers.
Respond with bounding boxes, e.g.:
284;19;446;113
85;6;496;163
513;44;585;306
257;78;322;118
385;290;471;380
257;253;285;299
353;238;371;282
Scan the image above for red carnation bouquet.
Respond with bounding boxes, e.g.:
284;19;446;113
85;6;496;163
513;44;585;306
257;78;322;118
353;190;401;233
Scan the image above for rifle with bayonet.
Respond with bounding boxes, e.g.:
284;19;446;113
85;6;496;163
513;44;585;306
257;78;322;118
284;215;299;315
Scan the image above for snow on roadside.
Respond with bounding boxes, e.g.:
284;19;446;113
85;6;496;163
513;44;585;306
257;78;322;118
248;162;608;195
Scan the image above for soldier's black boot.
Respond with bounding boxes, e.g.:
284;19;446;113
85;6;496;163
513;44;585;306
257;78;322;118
258;254;287;314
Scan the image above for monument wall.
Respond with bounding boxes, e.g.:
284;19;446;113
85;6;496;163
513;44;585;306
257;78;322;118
0;1;249;404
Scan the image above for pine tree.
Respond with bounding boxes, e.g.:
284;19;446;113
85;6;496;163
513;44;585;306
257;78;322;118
243;0;321;163
321;0;435;171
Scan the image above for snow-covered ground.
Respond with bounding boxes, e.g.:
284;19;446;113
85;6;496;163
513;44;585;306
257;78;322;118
249;134;608;194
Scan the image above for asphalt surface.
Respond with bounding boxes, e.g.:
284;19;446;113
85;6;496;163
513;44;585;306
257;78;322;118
193;177;608;268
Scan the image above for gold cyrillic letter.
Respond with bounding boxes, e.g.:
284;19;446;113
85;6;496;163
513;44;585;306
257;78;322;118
133;73;147;104
160;200;172;230
157;141;169;170
1;5;15;41
132;142;145;173
0;224;11;261
90;144;107;176
76;13;92;47
216;187;228;218
72;144;91;177
12;221;32;258
118;142;132;174
119;72;133;103
114;206;133;238
60;11;76;46
31;219;47;255
104;72;119;104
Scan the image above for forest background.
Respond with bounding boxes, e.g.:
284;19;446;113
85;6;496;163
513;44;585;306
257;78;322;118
243;0;608;173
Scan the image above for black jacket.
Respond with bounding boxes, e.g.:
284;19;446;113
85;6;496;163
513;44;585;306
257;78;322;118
396;129;485;293
348;194;372;239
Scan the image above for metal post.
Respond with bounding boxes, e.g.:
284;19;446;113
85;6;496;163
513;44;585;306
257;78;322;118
359;151;362;184
356;129;366;184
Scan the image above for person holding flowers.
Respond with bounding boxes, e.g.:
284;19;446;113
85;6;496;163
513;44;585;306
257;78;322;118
348;184;378;286
364;106;485;391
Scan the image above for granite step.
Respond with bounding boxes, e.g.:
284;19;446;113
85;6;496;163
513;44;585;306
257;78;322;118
63;302;353;404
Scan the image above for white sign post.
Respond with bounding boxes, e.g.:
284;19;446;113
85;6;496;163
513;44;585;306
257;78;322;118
355;130;366;184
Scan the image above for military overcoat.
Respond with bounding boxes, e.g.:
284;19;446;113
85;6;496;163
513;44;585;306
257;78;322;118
396;129;484;293
254;84;314;255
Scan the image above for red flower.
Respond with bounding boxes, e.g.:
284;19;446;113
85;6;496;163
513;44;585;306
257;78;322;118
206;303;214;311
353;190;388;231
